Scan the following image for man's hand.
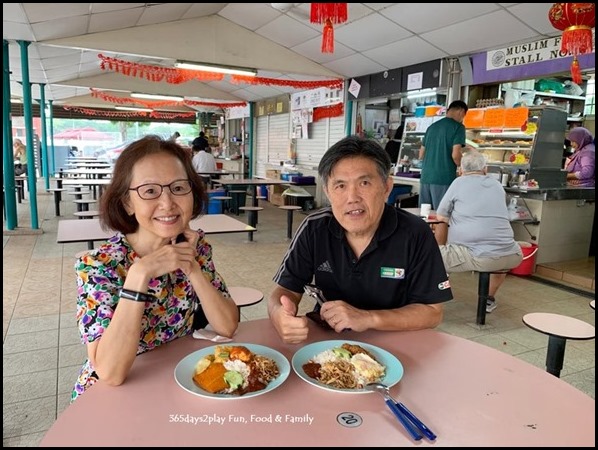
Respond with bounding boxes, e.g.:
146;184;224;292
320;301;372;333
271;295;309;344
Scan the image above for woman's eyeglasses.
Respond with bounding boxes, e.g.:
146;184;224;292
129;179;192;200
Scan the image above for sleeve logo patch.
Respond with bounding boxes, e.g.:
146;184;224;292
381;267;405;279
438;280;451;290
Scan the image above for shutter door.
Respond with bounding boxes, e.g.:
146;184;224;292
255;113;290;178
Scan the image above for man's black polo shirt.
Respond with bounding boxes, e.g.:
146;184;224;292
273;205;453;310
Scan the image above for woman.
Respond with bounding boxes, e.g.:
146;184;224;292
72;136;238;401
565;127;595;187
13;138;27;175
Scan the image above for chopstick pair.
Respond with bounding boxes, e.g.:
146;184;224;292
387;396;437;441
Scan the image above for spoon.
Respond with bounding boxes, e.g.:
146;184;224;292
366;382;437;441
365;383;422;440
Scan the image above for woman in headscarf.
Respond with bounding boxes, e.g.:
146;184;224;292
565;127;595;187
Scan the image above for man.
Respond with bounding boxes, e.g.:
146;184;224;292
192;131;209;152
419;100;468;209
192;146;217;185
268;135;453;344
435;150;523;313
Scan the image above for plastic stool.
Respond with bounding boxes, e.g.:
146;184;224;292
278;205;302;239
523;312;595;377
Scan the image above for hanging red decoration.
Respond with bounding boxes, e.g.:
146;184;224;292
310;3;348;53
548;3;595;83
313;103;344;122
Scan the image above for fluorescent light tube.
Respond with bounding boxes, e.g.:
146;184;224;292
175;61;257;77
115;106;153;112
131;93;183;101
406;89;437;99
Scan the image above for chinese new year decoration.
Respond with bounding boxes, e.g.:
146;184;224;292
98;54;343;90
548;3;595;83
310;3;348;53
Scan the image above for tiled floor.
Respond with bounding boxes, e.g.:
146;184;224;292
3;184;595;446
536;257;595;292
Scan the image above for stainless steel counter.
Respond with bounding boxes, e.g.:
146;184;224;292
504;186;595;201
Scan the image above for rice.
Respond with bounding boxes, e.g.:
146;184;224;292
222;359;250;393
312;349;339;364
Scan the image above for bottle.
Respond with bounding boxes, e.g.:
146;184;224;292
501;172;509;186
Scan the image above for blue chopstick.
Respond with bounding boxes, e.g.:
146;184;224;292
385;398;423;440
394;400;437;441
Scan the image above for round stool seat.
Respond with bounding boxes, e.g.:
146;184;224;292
523;312;595;378
590;300;595;310
73;210;100;219
278;205;302;211
228;286;264;308
523;313;595;340
211;196;232;201
238;206;263;211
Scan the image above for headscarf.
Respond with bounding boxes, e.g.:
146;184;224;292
567;127;594;153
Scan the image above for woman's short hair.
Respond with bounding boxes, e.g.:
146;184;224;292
100;135;207;234
318;135;391;186
461;150;487;173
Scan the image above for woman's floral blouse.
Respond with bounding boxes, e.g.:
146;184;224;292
71;231;229;402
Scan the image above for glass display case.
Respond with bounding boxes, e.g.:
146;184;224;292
396;116;444;172
466;106;567;188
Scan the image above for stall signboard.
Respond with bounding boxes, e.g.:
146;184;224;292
471;31;595;84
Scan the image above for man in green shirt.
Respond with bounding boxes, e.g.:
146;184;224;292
418;100;468;209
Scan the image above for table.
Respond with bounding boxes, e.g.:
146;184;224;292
215;178;291;207
56;215;256;249
40;319;594;446
402;207;442;225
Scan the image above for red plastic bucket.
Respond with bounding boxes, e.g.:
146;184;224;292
509;243;539;276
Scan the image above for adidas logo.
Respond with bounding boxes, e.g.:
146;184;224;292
317;260;333;273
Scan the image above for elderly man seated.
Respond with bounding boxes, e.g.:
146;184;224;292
434;150;523;313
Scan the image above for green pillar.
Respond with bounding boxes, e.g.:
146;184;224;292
39;84;50;189
18;39;39;229
248;102;254;178
3;39;17;229
48;100;55;174
345;99;353;137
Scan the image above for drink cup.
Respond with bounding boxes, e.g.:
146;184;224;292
420;203;432;219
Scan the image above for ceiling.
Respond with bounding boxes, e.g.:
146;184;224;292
4;3;563;113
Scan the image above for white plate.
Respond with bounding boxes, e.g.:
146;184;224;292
291;340;404;394
174;343;290;400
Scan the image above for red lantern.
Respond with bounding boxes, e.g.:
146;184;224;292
310;3;348;53
548;3;595;83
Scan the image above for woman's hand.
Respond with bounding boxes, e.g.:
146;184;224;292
132;230;200;280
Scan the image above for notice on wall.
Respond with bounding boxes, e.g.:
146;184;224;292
407;72;423;91
348;79;361;98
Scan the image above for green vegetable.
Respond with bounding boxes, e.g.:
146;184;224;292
224;371;244;389
332;347;352;359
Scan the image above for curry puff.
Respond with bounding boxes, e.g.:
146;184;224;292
193;346;280;395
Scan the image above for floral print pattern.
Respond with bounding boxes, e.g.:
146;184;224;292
71;231;229;402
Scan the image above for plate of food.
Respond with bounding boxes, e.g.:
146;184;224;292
291;340;403;394
174;344;290;399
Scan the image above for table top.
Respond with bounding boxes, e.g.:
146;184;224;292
522;312;595;340
56;215;255;244
40;319;594;446
402;208;442;225
228;286;264;307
